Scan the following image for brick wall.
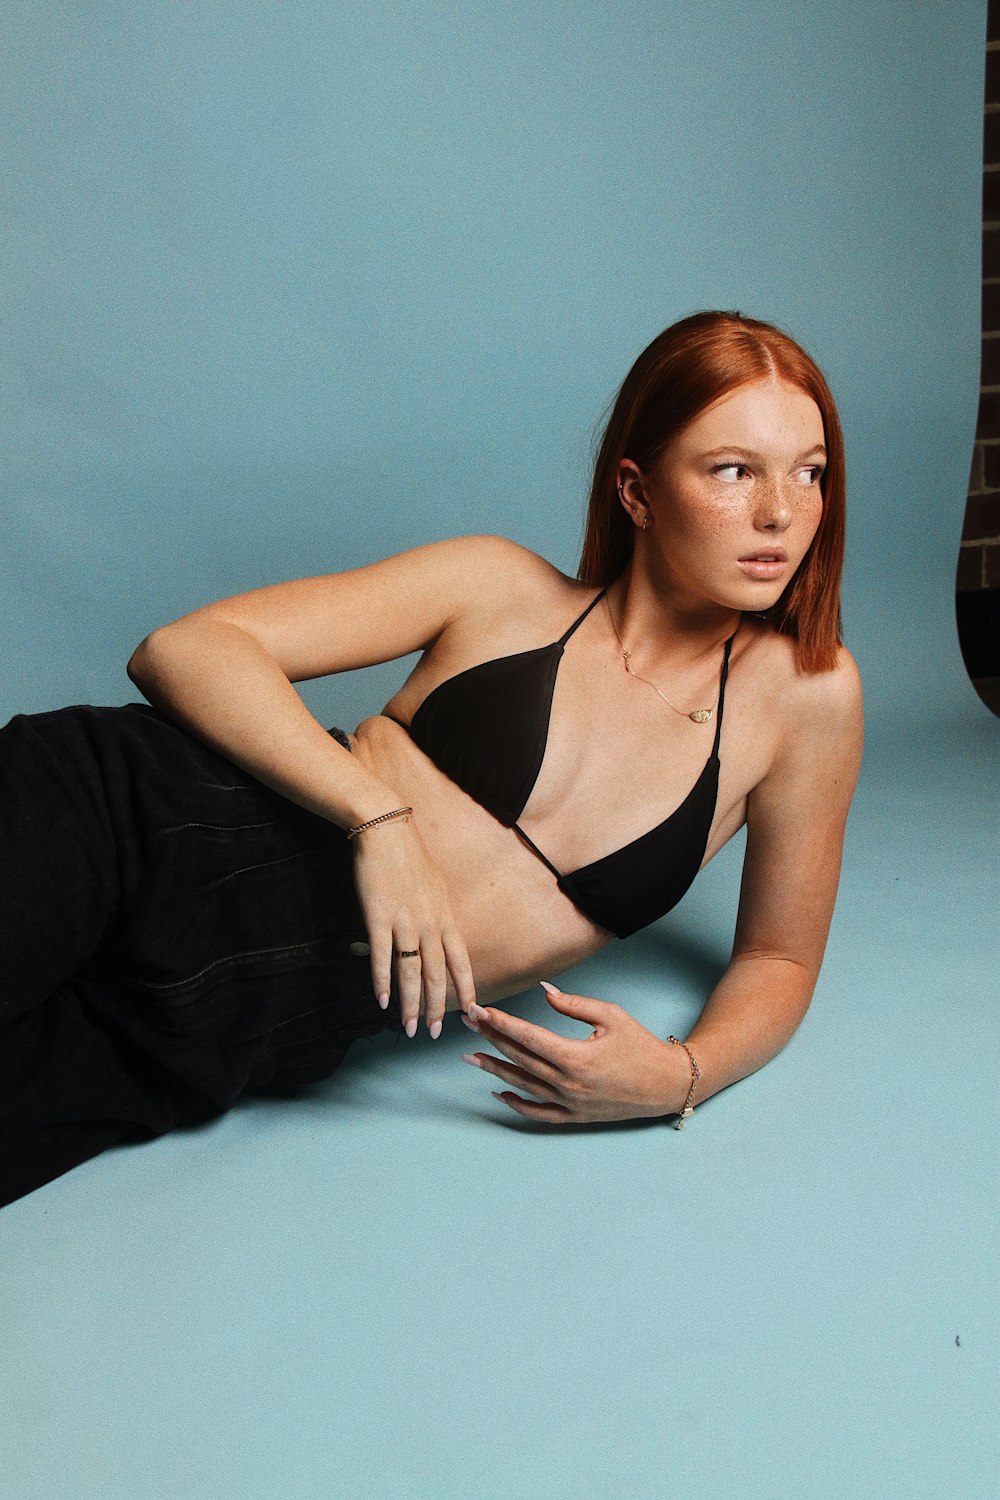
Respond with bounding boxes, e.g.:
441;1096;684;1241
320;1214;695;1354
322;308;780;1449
957;1;1000;708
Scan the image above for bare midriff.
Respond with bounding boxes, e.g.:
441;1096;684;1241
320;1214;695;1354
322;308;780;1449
348;713;614;1010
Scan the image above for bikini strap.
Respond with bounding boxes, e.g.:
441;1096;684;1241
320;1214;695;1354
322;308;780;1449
557;587;608;648
711;634;735;758
513;822;563;880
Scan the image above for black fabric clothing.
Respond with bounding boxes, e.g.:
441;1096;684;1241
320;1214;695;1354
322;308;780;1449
385;589;734;938
0;704;400;1207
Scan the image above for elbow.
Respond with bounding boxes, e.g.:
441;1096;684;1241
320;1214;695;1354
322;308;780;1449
127;625;175;689
127;612;252;691
126;634;154;687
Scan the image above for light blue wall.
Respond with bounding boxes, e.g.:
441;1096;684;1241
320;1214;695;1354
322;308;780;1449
2;1;987;738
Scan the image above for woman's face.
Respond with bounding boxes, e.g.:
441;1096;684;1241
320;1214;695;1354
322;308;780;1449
627;376;827;613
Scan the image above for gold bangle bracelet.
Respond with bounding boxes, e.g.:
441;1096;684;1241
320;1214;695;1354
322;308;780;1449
668;1035;701;1129
346;806;413;840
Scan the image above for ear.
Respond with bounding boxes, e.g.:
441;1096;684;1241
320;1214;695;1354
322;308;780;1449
617;460;650;530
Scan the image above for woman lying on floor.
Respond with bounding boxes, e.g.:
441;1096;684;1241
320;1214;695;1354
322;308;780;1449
0;310;862;1206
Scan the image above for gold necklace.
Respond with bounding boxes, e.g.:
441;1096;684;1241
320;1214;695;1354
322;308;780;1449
605;595;722;724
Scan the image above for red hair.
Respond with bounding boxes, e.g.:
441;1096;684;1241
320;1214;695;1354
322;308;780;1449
578;311;845;672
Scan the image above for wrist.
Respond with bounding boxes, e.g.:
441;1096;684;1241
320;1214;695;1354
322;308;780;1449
655;1038;687;1115
347;805;413;840
662;1035;702;1125
337;768;412;833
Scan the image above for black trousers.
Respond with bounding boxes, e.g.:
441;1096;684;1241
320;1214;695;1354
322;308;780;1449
0;703;402;1207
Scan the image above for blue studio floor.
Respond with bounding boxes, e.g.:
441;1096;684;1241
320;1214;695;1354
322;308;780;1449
0;705;996;1500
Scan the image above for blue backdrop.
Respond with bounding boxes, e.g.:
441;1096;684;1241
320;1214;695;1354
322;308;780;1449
2;0;986;732
2;5;995;1498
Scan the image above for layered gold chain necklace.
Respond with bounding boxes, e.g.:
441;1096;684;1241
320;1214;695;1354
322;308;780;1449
604;594;728;724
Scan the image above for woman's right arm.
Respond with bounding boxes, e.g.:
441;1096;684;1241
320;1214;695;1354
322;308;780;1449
126;535;537;1035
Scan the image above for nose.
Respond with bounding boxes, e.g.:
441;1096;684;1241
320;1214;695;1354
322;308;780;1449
754;480;793;533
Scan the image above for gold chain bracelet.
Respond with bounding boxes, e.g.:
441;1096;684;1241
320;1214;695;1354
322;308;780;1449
346;806;413;840
668;1035;701;1129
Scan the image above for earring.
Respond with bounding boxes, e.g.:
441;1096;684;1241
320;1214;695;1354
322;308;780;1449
618;477;648;529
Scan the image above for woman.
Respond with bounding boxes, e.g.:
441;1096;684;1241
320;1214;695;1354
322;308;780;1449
0;311;862;1206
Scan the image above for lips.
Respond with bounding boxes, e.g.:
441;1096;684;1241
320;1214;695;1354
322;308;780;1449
737;549;787;581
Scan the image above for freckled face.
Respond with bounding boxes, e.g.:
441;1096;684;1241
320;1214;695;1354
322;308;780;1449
636;377;826;610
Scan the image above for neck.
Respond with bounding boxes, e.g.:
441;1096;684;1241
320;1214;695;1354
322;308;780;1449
607;559;741;666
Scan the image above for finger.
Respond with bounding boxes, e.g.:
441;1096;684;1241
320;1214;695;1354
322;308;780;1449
538;981;616;1028
369;923;393;1008
419;933;448;1038
467;1003;575;1070
394;932;423;1037
491;1091;576;1124
467;1023;566;1084
441;925;477;1011
464;1052;563;1103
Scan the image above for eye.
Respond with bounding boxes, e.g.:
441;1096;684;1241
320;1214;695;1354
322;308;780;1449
713;463;750;482
795;464;825;485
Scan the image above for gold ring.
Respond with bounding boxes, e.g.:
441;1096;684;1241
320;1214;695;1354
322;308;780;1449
395;949;420;959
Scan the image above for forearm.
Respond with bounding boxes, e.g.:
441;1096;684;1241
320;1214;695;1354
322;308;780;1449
674;954;816;1111
127;619;403;828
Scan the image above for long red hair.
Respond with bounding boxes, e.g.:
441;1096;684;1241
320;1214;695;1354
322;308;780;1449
578;311;845;672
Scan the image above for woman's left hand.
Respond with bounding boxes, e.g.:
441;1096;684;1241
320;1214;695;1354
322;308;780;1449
461;983;686;1123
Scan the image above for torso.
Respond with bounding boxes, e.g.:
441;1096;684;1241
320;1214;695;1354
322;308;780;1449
348;567;793;1010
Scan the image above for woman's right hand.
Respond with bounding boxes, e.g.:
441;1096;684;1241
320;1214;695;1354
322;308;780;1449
350;816;477;1039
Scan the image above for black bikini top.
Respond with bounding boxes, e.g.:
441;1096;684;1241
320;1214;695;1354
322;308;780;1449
385;588;734;939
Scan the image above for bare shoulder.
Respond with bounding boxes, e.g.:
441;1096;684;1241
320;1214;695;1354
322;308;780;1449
408;534;596;645
795;645;862;763
788;641;861;741
425;534;567;611
741;625;862;735
745;630;863;807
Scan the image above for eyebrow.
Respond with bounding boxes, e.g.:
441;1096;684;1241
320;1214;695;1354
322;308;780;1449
701;444;827;462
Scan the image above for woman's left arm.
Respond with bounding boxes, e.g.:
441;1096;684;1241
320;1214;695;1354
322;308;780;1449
674;647;864;1112
463;649;863;1124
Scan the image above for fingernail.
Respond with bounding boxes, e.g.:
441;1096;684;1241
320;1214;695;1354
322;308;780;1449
540;980;562;996
404;1018;417;1039
377;993;389;1010
468;1002;488;1021
491;1091;504;1101
461;1053;482;1068
429;1019;442;1040
461;1015;480;1033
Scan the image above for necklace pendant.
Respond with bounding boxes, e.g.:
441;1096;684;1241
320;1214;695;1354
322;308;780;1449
689;708;713;724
